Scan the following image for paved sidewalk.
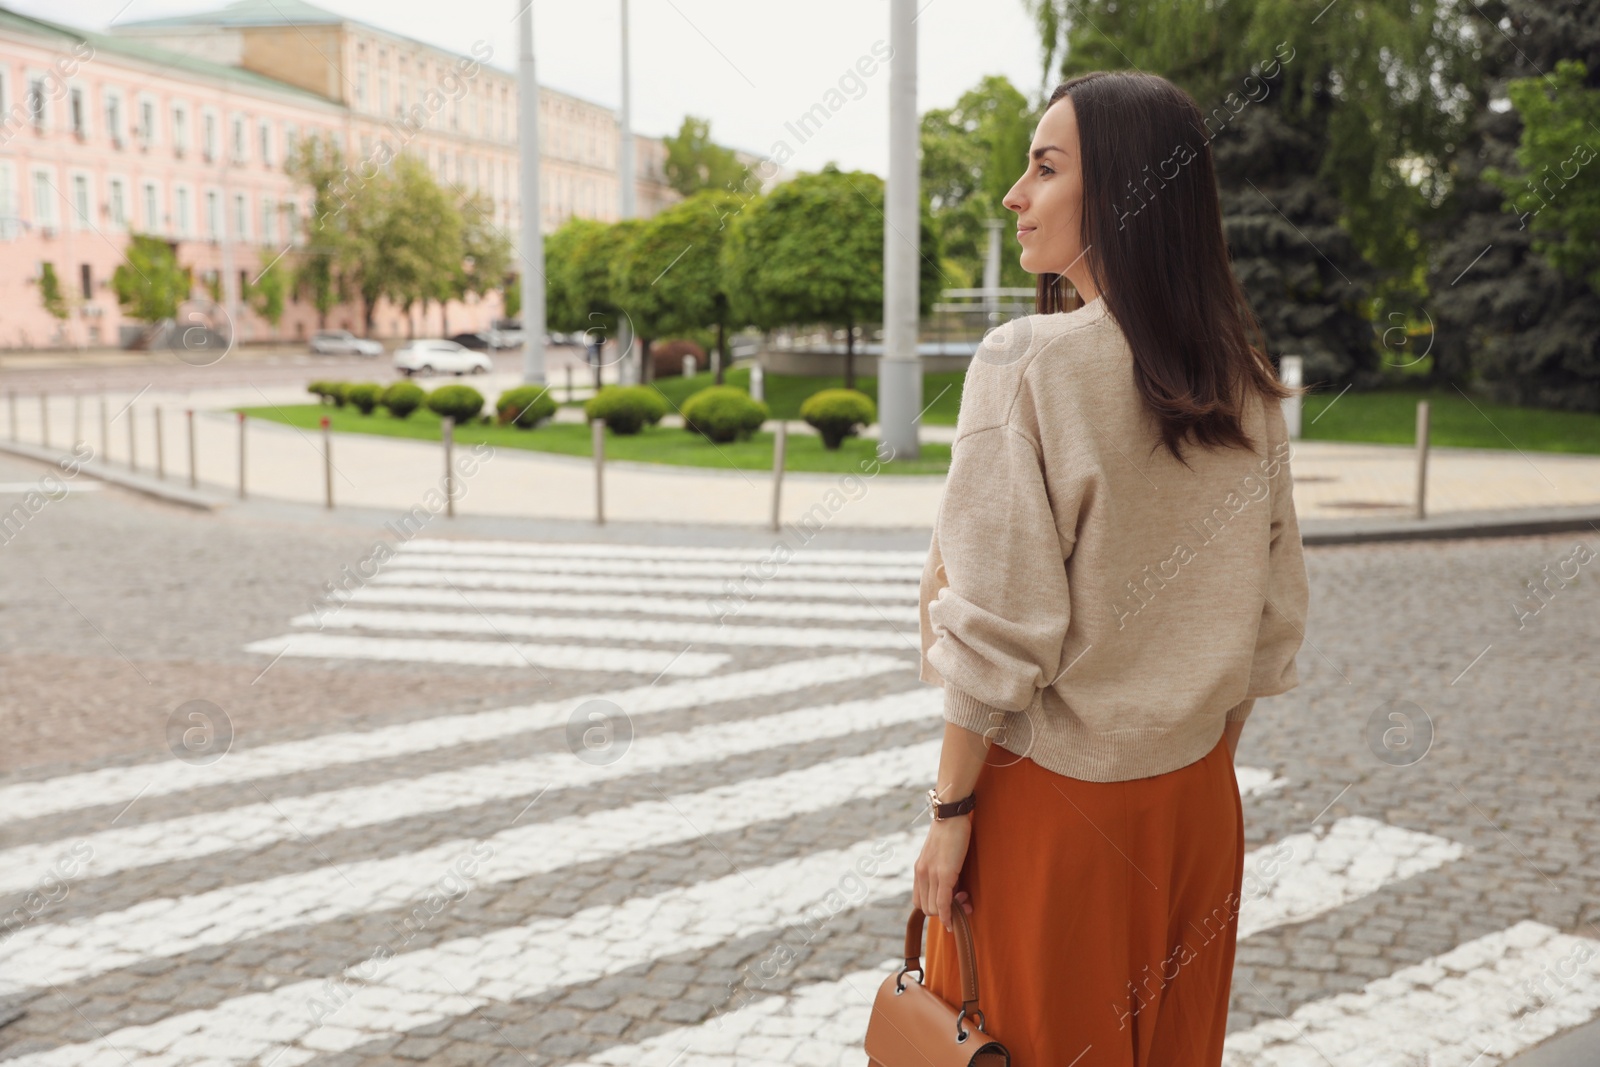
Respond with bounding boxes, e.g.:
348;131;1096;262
4;380;1600;532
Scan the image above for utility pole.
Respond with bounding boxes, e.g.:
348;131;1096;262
878;0;921;460
518;0;547;384
615;0;636;384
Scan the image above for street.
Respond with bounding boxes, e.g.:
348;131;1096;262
1;456;1597;1065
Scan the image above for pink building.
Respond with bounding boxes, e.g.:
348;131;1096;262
0;1;755;351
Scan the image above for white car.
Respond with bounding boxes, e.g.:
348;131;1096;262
393;339;492;377
309;329;383;357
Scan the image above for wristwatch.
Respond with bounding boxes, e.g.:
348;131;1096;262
927;787;976;821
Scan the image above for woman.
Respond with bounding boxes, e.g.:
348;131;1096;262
912;71;1310;1065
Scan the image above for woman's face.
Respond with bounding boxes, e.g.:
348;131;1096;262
1003;95;1098;300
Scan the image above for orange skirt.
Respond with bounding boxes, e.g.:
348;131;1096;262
923;731;1245;1066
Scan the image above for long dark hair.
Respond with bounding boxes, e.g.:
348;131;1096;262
1034;71;1295;466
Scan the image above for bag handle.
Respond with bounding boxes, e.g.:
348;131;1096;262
899;905;986;1035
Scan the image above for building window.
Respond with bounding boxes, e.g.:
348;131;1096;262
0;163;17;240
70;173;91;229
231;116;247;162
356;60;368;110
69;87;86;136
203;112;217;160
205;190;219;239
286;200;300;245
259;120;273;165
106;91;124;145
27;76;47;130
260;198;274;245
283;123;298;162
379;70;389;116
32;169;56;228
172;104;188;155
143;181;159;233
139;98;156;146
109;178;126;227
175;186;191;237
233;192;248;240
80;263;92;300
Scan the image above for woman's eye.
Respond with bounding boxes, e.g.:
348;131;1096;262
1037;165;1054;177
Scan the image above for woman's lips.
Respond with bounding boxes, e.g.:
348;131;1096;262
1017;226;1036;239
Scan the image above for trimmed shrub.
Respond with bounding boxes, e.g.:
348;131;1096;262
426;384;486;423
345;382;382;415
307;381;332;404
381;380;426;419
309;381;350;407
495;385;557;429
682;386;769;444
583;385;669;435
799;388;877;449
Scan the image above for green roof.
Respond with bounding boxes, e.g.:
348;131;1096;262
0;5;343;107
115;0;345;28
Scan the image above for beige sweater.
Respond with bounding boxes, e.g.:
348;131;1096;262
918;296;1309;782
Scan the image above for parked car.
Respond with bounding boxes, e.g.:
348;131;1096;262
310;329;383;357
393;339;492;377
447;332;491;351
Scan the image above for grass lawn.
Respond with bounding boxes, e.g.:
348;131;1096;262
1301;387;1600;453
237;403;953;475
577;364;968;426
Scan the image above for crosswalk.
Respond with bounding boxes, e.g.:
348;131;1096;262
1;537;1594;1066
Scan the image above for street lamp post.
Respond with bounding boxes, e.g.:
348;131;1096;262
878;0;921;460
518;0;547;385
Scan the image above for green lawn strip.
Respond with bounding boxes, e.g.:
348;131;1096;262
237;404;953;475
569;365;967;426
1301;388;1600;454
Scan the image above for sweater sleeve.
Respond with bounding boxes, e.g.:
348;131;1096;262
924;422;1073;739
1246;401;1310;705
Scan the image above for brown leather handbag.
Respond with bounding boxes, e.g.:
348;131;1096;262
863;905;1011;1066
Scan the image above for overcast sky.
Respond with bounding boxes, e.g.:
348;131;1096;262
23;0;1056;177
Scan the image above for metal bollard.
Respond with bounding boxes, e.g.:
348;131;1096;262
322;415;333;509
154;406;165;479
682;354;697;378
7;391;15;442
565;363;573;404
40;393;49;448
750;364;765;403
73;393;82;448
771;420;787;532
127;403;137;471
592;417;605;525
100;395;109;460
1415;400;1430;520
237;410;247;499
441;416;456;518
187;409;197;489
1280;355;1303;440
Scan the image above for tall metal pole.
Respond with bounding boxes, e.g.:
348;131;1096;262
615;0;636;385
878;0;922;460
619;0;636;222
518;0;547;385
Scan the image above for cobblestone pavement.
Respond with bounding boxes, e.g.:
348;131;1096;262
1;455;1598;1066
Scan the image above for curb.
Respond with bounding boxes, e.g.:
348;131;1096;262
1300;505;1600;546
0;440;229;512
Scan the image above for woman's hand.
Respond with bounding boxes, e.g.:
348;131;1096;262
913;816;974;932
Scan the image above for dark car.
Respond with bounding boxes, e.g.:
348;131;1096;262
447;332;491;351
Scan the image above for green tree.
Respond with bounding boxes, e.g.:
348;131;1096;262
447;191;513;332
1025;0;1480;387
37;262;68;320
248;260;290;326
372;153;462;337
921;76;1038;292
110;235;187;323
1422;1;1600;410
722;163;944;390
662;117;754;198
611;190;744;385
286;135;359;331
1486;60;1600;292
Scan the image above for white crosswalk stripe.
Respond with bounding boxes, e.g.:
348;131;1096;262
397;538;929;565
282;607;913;648
373;567;919;602
0;653;904;827
336;585;921;624
243;631;738;671
393;552;924;582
